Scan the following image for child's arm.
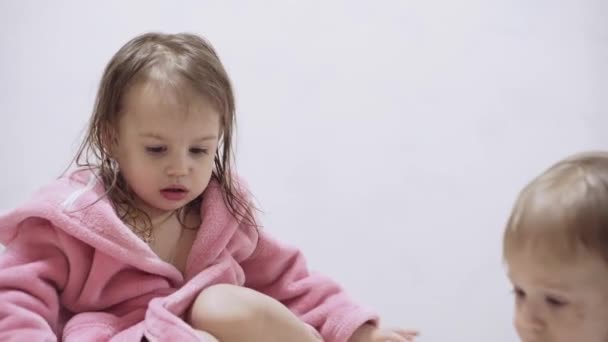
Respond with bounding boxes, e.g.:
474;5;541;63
239;229;379;342
0;219;68;341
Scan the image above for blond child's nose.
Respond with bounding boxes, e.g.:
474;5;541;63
515;305;545;338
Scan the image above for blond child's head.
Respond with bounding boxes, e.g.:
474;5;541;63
503;151;608;342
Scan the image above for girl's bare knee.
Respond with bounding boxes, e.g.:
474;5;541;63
189;284;320;342
189;284;266;334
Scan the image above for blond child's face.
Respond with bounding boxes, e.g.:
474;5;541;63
507;251;608;342
113;81;221;220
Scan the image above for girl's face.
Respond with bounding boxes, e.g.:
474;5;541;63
113;81;221;220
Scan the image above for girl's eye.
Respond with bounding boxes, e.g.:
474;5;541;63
146;146;167;154
190;147;208;155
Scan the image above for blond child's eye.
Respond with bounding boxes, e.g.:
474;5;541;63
546;296;567;308
513;287;526;299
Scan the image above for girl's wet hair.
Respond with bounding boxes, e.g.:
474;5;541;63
71;32;256;239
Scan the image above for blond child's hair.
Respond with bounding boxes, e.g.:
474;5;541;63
503;151;608;264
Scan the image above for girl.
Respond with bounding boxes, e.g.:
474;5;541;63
0;32;418;342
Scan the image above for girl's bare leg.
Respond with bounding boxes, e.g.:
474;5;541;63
193;329;219;342
188;284;322;342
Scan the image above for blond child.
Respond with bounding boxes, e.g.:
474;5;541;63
503;151;608;342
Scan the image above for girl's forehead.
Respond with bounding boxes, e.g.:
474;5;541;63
125;81;196;109
121;81;218;121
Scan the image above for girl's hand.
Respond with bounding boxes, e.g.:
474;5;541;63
348;323;419;342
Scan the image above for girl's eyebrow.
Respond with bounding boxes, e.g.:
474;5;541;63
139;133;164;140
194;135;218;142
139;132;218;141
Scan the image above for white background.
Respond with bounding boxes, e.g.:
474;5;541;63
1;1;606;341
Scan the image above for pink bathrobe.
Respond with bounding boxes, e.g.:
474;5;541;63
0;170;377;341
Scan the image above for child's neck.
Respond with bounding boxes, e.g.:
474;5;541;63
117;200;183;237
148;209;177;227
131;198;180;226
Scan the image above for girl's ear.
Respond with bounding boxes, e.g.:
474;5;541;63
101;123;120;159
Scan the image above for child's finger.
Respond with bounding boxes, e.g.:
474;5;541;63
394;328;419;337
384;331;414;342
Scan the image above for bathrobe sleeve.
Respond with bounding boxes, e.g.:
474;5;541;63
0;218;69;342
